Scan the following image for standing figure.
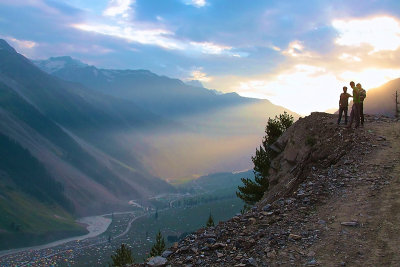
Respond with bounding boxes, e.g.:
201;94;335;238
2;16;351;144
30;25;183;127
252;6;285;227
337;86;352;125
347;81;360;129
357;83;366;126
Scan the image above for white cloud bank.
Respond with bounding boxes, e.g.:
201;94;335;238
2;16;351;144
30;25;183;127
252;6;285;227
103;0;134;18
332;16;400;53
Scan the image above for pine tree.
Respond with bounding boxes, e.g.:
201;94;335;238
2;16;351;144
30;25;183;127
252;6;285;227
149;230;166;257
206;212;215;227
110;243;134;267
237;112;294;205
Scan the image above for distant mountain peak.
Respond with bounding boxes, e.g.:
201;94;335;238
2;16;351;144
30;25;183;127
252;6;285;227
0;39;16;53
33;56;88;73
185;80;204;88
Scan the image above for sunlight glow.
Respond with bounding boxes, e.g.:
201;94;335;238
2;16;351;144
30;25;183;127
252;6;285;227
338;53;362;62
339;68;400;89
190;68;212;82
333;16;400;53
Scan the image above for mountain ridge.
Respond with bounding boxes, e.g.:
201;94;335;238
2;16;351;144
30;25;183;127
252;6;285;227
136;113;400;266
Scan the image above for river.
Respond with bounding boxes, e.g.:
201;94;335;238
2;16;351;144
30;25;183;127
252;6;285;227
0;215;112;258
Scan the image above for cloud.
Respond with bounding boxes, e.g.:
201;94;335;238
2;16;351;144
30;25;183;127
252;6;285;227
0;0;60;14
0;35;37;57
72;25;242;56
184;0;207;8
188;67;212;82
72;23;182;50
4;36;36;49
189;41;232;55
332;16;400;53
103;0;134;18
70;0;244;56
282;40;312;57
338;53;361;62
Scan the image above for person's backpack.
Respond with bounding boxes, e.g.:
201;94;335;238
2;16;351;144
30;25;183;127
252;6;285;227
360;89;366;101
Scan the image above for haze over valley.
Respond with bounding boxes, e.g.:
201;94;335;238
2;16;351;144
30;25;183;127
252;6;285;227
1;0;400;265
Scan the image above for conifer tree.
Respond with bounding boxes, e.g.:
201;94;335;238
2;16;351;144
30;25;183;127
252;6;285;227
110;243;134;266
237;112;294;205
206;212;215;227
149;230;165;257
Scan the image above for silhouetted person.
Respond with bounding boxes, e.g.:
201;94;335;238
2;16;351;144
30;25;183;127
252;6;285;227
338;86;351;125
357;83;366;126
347;81;360;129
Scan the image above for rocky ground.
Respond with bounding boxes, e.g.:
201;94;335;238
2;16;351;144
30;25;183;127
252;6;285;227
133;112;400;266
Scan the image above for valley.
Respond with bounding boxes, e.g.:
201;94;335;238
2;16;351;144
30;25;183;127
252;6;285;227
0;171;249;265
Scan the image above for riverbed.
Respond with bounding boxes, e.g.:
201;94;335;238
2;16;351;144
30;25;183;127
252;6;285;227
0;215;112;257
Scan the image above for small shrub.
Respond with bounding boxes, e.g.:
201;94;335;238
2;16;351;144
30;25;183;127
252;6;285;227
305;136;316;146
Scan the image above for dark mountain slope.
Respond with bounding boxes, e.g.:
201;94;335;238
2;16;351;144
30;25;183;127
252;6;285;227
364;78;400;117
0;40;175;214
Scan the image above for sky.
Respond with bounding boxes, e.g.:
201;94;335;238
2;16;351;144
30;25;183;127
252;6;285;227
1;0;400;115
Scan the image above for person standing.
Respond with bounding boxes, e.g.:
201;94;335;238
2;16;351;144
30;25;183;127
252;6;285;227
357;83;367;127
337;86;352;125
347;81;360;129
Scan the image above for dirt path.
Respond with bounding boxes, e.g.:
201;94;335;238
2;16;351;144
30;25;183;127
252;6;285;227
312;119;400;266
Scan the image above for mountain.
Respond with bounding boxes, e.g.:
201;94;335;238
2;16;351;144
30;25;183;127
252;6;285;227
185;80;204;88
0;39;174;202
33;56;299;180
364;78;400;117
0;39;179;248
34;57;256;116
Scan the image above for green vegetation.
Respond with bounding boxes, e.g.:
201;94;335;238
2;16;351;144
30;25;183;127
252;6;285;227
0;132;72;210
305;135;316;146
149;230;166;257
237;112;294;205
0;132;87;250
0;183;86;250
120;198;242;261
110;243;134;267
206;213;215;227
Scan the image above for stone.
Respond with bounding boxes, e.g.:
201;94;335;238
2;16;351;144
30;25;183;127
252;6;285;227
308;258;317;265
206;238;216;244
179;246;189;252
162;250;173;258
267;250;277;258
147;256;167;266
248;257;257;266
288;233;302;240
341;221;358;226
307;251;316;257
249;217;257;224
262;204;272;211
212;243;227;249
216;252;224;258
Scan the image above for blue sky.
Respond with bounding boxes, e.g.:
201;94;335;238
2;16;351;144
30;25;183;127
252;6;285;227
1;0;400;114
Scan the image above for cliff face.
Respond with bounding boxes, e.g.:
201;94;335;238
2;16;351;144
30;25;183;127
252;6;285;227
140;113;400;266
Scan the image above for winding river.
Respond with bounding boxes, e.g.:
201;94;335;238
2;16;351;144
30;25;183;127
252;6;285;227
0;215;112;258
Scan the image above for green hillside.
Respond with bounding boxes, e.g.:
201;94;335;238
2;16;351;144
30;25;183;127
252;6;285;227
0;133;86;250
